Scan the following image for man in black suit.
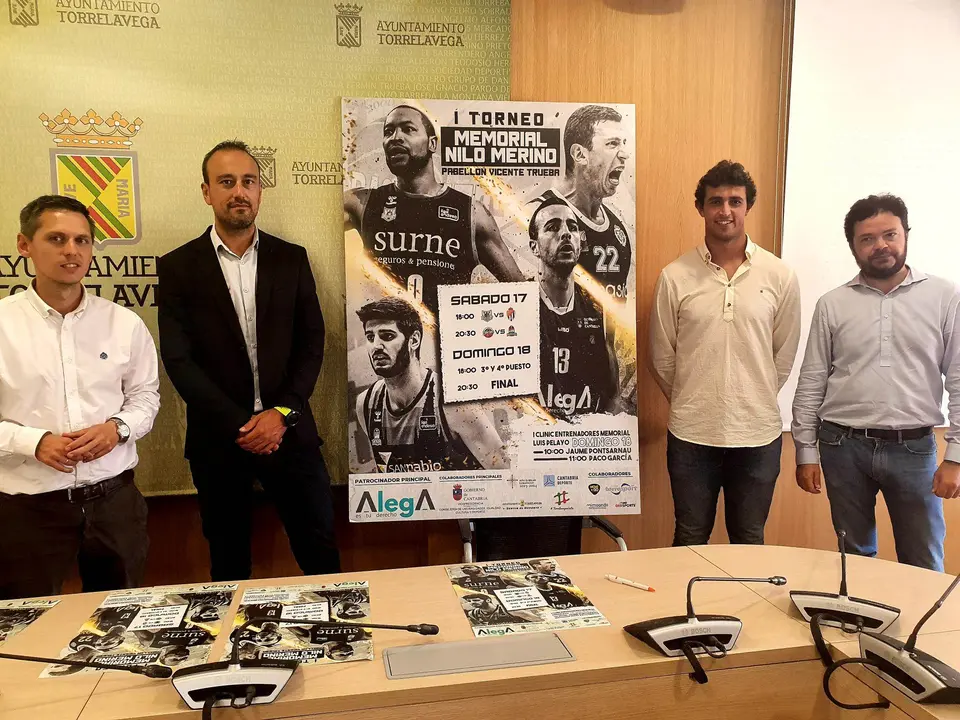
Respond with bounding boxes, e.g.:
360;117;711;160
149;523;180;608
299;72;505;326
157;140;339;581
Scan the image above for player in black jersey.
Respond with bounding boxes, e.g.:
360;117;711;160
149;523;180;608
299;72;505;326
241;601;284;624
529;199;616;417
533;105;632;303
527;558;574;586
460;593;528;626
524;573;588;609
353;298;507;472
453;564;526;591
536;106;635;410
68;625;126;653
90;603;140;632
344;104;523;314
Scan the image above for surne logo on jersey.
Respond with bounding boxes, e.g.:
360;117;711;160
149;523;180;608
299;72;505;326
438;205;459;222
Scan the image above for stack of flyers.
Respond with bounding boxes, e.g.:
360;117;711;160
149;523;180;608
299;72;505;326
0;598;58;646
41;584;236;678
447;558;608;637
221;581;374;664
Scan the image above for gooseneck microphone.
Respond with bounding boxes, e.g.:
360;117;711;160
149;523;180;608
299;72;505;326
686;575;786;619
625;575;788;684
820;571;960;708
0;649;174;677
902;574;960;654
228;615;438;665
791;530;901;633
172;614;441;717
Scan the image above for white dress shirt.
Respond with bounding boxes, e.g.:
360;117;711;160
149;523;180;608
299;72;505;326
210;226;262;412
0;285;160;495
649;238;802;447
792;269;960;465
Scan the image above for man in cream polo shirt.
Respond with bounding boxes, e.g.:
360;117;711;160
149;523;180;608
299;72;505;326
650;161;801;547
0;195;160;599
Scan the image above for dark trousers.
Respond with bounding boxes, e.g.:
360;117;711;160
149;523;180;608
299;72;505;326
473;517;582;561
667;432;782;546
0;474;148;600
189;442;340;581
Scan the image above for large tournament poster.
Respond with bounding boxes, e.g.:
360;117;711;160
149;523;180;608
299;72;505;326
343;98;640;521
41;584;235;678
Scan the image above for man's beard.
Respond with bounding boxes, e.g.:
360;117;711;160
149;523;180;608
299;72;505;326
371;342;411;378
217;206;256;232
859;246;907;279
386;148;432;178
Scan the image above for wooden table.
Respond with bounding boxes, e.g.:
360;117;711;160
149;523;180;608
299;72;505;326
1;545;954;719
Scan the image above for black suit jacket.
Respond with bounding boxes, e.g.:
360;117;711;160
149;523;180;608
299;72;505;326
157;228;324;459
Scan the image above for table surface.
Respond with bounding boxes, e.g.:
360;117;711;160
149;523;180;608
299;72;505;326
2;544;957;720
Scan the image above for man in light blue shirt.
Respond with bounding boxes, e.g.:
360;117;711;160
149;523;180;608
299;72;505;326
792;194;960;571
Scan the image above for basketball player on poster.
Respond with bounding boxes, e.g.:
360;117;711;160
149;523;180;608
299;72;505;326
353;297;508;472
528;198;616;417
343;104;524;315
534;105;633;304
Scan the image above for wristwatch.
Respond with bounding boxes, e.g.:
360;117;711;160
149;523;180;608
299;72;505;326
109;417;131;444
274;406;301;428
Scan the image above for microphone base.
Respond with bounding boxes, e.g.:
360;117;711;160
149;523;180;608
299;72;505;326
171;659;299;710
859;632;960;704
624;614;742;657
789;591;901;632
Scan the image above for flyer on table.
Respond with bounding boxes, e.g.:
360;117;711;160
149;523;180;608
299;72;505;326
343;98;640;522
41;584;236;678
221;581;373;665
446;558;608;636
0;598;58;646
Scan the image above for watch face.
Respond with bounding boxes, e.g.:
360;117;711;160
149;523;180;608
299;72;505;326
286;410;301;427
113;419;130;440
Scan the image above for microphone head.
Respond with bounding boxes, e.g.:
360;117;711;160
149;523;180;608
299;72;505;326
141;664;174;679
416;624;440;635
769;576;787;586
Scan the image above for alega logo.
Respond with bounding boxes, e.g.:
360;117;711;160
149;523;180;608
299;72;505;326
355;489;435;519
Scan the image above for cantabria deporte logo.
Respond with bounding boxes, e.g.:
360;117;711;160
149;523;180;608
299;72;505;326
39;107;143;247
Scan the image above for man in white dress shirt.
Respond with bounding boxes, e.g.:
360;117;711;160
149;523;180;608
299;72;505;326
0;195;160;599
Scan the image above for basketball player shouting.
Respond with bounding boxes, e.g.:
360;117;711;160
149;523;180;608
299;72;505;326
534;104;633;304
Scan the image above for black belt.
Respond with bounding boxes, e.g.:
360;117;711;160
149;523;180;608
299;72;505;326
825;421;932;443
56;469;135;504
